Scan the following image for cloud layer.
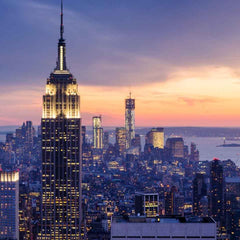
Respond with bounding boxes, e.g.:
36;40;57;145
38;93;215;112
2;0;240;126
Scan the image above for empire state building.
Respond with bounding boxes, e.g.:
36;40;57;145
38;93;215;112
40;1;82;239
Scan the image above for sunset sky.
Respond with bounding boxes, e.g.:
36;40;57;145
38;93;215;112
2;0;240;127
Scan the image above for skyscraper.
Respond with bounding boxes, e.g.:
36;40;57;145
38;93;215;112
225;177;240;239
40;1;82;239
165;186;177;216
93;116;103;149
146;128;164;149
193;173;207;216
125;93;135;149
166;137;184;159
0;170;19;240
209;159;224;222
115;127;127;156
103;131;109;149
25;121;35;150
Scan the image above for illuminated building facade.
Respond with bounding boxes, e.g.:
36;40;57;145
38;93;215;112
93;116;103;149
146;128;164;149
135;192;159;217
19;183;29;239
40;2;82;239
19;182;41;240
225;177;240;239
165;186;177;216
115;127;127;156
0;171;19;240
125;93;135;149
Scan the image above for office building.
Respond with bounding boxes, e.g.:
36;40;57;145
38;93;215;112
131;134;141;150
25;121;35;149
166;137;184;159
103;132;109;149
40;1;82;238
193;173;208;216
146;128;164;149
0;170;19;240
165;186;177;216
209;159;224;222
190;142;199;162
115;127;127;156
135;192;159;217
174;193;185;216
82;126;86;145
125;93;135;149
225;177;240;239
93;116;103;149
111;216;216;240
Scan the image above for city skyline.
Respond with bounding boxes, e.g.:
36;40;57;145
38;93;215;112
2;0;240;127
2;1;240;239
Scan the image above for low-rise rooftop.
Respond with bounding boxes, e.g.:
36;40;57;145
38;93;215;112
112;215;215;224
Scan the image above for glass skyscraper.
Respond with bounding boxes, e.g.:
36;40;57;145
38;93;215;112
40;1;82;239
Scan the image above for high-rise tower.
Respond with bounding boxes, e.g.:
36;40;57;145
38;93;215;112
125;93;135;149
115;127;127;156
93;116;103;149
209;159;224;222
40;1;82;239
0;171;19;240
193;173;207;216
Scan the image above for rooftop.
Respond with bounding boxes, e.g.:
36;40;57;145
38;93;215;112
112;216;215;224
135;191;159;196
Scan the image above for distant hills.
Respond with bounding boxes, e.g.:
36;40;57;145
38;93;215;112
136;127;240;138
1;126;240;138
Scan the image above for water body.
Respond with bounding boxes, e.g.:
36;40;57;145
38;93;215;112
183;137;240;164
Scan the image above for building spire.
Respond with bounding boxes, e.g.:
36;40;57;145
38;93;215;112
55;0;67;71
60;0;64;39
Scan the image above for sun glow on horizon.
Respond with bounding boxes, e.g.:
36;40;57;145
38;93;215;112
1;65;240;127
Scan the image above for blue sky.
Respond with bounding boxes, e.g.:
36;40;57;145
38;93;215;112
2;0;240;87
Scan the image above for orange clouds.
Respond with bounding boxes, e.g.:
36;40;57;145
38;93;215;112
1;65;240;127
